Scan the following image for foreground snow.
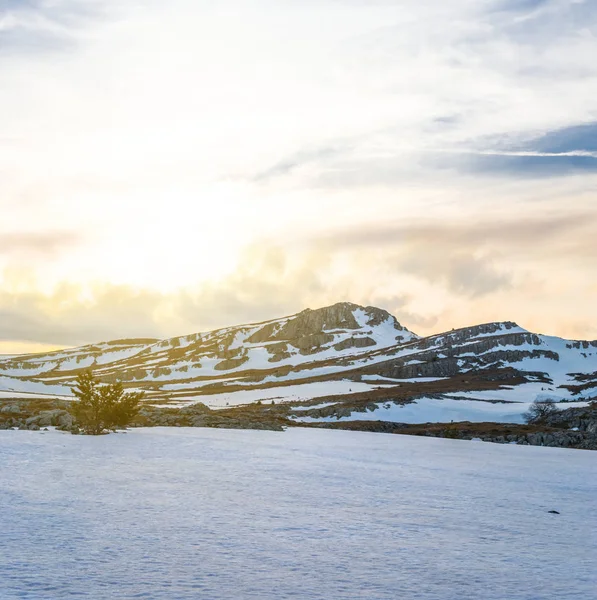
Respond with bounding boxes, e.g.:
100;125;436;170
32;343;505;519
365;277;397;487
0;429;595;600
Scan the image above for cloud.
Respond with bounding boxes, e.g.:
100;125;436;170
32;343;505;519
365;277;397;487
319;212;595;255
491;0;550;13
448;153;597;176
522;122;597;154
0;282;168;346
435;121;597;176
396;251;512;298
251;146;346;183
311;211;597;299
0;218;595;349
364;294;438;331
176;244;334;330
0;242;440;346
0;0;107;54
0;244;334;346
0;231;80;258
496;0;597;43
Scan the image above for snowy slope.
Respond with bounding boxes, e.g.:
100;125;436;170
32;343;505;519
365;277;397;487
0;303;417;398
294;397;592;425
0;428;595;599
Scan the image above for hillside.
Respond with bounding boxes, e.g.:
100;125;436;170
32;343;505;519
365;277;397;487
1;302;595;425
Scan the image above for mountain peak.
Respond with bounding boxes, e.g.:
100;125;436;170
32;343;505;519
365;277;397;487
296;302;416;335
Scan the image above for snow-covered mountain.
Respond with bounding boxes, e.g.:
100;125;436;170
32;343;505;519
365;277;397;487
0;303;414;401
0;302;595;416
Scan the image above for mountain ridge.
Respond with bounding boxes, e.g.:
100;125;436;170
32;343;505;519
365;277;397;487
0;302;595;414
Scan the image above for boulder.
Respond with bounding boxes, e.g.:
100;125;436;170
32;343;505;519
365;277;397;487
25;410;74;429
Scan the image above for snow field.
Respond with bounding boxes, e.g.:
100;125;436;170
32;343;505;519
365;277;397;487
0;428;595;600
294;396;591;424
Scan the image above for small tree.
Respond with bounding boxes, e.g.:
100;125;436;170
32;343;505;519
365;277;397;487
71;371;144;435
524;399;558;425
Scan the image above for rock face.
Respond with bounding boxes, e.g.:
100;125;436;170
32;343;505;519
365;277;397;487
356;322;592;388
215;356;249;371
276;303;363;337
334;336;376;351
542;403;597;434
245;303;411;354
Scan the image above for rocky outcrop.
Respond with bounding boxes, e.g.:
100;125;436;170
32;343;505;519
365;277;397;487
268;351;292;363
334;336;376;351
542;403;597;433
246;322;277;344
0;399;76;430
215;356;249;371
307;419;597;450
295;333;335;354
0;403;24;414
251;303;411;353
25;410;74;429
133;403;289;431
0;399;289;432
277;303;362;337
360;328;557;381
566;340;597;350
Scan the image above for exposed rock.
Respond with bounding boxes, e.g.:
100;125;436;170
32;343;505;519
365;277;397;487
268;351;292;363
361;328;558;380
277;303;361;339
132;402;289;431
334;336;376;351
246;322;277;344
303;413;597;450
214;356;249;371
25;410;74;429
295;333;334;354
541;403;597;433
567;340;597;350
266;342;289;355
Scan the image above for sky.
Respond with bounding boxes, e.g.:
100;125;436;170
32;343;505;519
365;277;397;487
1;0;596;353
